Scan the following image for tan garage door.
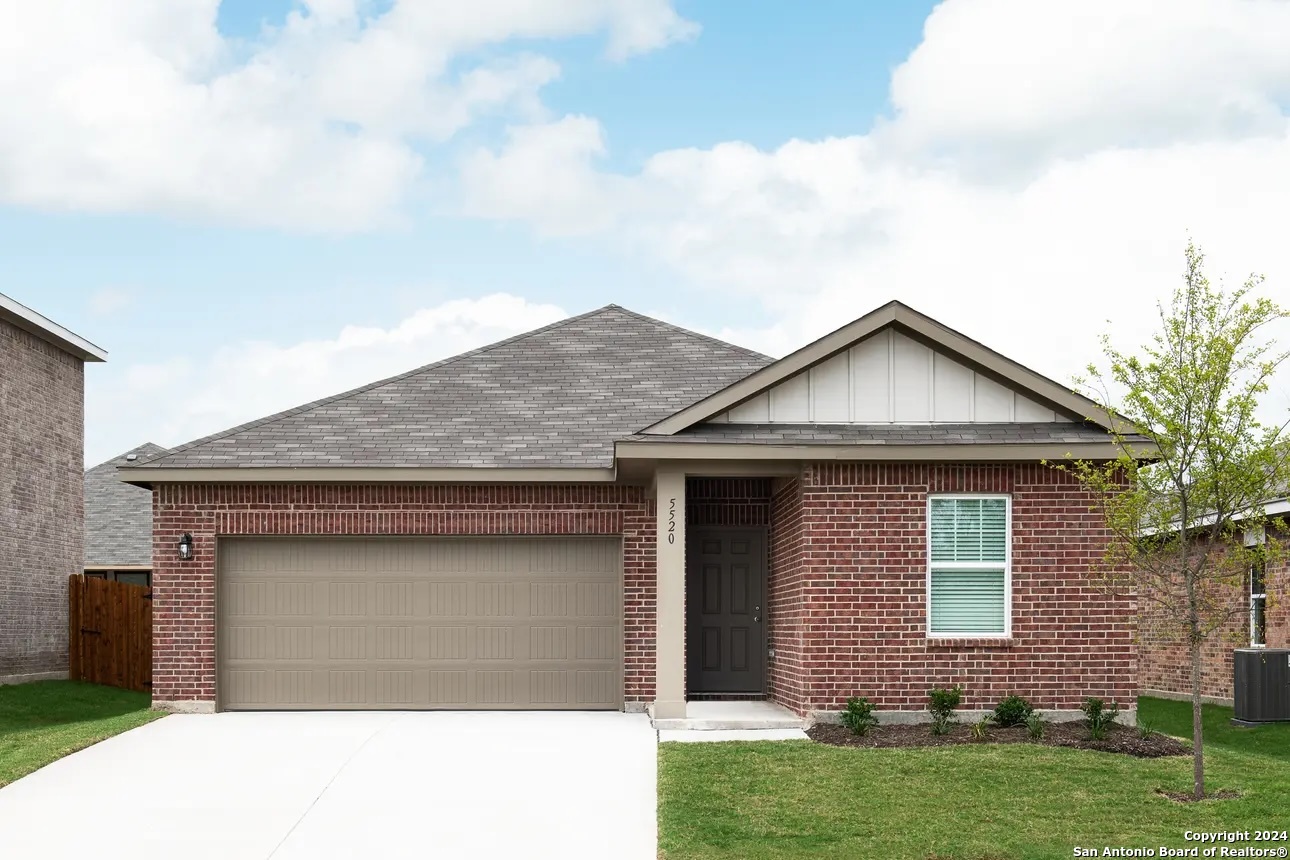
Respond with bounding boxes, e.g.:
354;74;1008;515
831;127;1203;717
218;537;622;711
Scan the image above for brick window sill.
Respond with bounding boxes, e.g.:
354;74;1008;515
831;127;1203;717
925;637;1016;649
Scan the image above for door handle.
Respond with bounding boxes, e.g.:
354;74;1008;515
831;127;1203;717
753;604;761;623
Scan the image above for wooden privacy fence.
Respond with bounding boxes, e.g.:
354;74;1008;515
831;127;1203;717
68;574;152;693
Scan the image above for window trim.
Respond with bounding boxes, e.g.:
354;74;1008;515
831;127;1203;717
926;493;1013;639
1250;560;1267;648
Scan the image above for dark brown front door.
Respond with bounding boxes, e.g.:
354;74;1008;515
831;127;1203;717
686;527;767;694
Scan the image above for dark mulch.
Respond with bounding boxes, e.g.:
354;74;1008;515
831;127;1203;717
1154;788;1242;803
807;721;1190;758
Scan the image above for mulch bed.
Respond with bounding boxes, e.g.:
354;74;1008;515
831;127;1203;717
1154;788;1242;803
806;721;1190;758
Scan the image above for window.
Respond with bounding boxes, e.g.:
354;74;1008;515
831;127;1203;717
928;495;1010;636
1251;560;1267;647
82;570;152;587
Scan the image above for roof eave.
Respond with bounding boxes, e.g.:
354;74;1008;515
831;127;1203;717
117;465;621;488
0;293;107;362
615;439;1157;462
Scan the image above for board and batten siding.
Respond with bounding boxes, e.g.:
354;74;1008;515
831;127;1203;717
708;329;1061;424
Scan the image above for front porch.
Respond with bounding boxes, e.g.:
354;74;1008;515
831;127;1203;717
651;473;805;728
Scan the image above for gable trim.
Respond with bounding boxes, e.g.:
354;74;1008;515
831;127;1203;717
640;301;1129;436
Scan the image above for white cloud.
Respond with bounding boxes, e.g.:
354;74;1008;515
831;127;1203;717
83;293;567;465
0;1;694;231
88;287;136;316
458;0;1290;427
887;0;1290;167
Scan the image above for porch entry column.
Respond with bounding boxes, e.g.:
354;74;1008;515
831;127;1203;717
654;469;686;719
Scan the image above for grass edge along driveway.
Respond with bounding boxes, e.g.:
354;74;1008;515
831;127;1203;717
0;680;165;788
657;696;1290;860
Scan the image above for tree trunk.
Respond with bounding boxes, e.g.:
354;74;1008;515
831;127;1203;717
1190;636;1205;800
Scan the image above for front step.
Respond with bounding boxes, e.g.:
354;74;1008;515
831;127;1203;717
650;700;806;731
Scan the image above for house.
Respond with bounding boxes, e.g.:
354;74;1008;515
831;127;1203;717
84;443;169;587
119;301;1145;721
0;293;107;684
1139;492;1289;706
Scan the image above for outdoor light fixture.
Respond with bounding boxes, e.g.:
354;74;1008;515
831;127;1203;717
178;533;194;561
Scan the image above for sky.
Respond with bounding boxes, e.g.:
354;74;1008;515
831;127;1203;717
2;0;1289;466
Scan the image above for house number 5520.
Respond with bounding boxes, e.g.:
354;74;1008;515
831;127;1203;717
667;498;676;544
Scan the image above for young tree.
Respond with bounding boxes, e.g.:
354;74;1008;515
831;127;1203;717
1060;242;1288;800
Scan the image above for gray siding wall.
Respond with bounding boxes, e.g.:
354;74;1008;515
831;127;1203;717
0;316;85;680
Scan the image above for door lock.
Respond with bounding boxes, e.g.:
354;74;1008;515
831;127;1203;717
753;604;761;623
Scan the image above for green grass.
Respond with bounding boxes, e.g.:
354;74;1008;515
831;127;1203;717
0;680;166;787
658;697;1290;860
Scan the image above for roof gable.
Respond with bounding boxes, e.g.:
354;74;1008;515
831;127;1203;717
131;306;771;472
706;327;1067;425
85;442;168;565
642;301;1128;436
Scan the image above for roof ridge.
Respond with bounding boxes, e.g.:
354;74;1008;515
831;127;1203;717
137;304;627;468
606;305;774;363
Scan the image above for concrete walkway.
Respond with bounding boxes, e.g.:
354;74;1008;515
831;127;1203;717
0;711;657;859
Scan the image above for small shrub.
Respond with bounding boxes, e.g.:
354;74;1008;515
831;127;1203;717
992;695;1034;728
839;696;880;736
971;714;992;740
1082;697;1121;741
1136;719;1154;740
928;685;963;735
1026;713;1046;740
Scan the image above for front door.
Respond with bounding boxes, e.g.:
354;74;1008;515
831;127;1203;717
685;527;767;694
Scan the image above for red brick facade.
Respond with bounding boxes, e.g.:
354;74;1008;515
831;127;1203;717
151;484;654;705
768;477;807;711
0;317;85;681
1137;530;1289;703
770;462;1137;716
152;464;1138;716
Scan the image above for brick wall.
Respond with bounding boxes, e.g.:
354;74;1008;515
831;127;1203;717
151;483;654;705
1138;528;1289;702
793;462;1137;716
0;317;85;680
686;477;770;526
768;475;806;712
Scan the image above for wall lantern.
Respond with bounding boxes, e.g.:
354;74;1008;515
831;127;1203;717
178;533;194;561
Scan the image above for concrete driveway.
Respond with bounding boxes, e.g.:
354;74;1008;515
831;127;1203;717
0;711;657;859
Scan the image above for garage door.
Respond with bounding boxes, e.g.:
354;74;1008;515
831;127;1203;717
217;537;622;711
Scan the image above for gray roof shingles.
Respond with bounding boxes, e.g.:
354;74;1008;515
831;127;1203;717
134;306;773;470
85;442;168;566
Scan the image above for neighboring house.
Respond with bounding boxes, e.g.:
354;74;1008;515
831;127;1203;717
1139;494;1289;705
84;443;169;587
0;293;107;684
119;301;1146;720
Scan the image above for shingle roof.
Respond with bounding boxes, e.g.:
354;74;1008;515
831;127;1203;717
621;423;1133;445
134;306;772;470
85;443;168;566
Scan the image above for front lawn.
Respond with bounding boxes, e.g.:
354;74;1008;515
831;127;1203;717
0;680;165;788
658;697;1290;860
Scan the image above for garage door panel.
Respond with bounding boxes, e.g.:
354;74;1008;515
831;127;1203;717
219;537;621;711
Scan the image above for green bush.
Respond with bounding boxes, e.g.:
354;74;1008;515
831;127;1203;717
1082;697;1121;741
839;696;879;736
992;694;1034;728
928;685;963;735
1136;719;1154;740
1026;713;1046;739
971;714;992;740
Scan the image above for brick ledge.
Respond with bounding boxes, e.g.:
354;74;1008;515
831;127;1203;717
924;637;1016;648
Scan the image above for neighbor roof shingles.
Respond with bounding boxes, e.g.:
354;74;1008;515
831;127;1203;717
134;306;772;470
85;443;169;566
